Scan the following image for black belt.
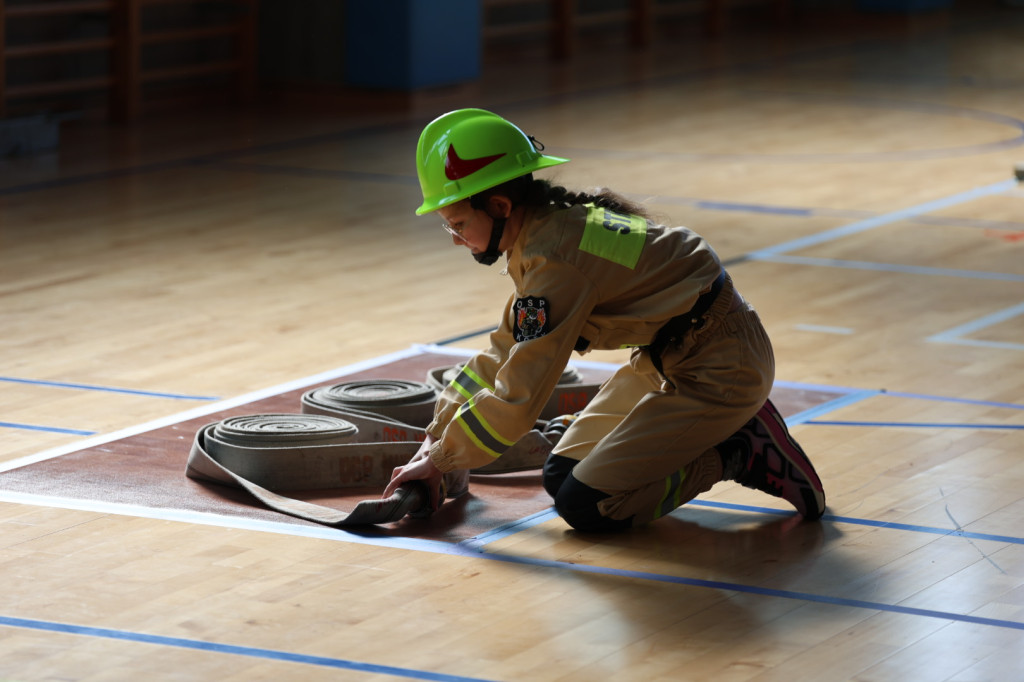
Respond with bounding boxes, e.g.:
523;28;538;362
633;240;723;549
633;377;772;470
648;269;726;384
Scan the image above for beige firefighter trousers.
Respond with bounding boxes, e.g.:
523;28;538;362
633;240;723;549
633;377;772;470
551;277;775;524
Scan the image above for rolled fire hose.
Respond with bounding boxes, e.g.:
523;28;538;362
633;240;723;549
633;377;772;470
301;379;436;443
426;364;601;420
186;380;572;526
186;413;429;526
301;378;556;476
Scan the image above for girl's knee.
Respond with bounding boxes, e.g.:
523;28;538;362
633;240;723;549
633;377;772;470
554;473;633;532
541;454;577;499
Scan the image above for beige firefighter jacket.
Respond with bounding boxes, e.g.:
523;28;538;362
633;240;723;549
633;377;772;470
426;202;723;473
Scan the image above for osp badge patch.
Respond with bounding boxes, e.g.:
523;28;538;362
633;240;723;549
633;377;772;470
513;296;550;342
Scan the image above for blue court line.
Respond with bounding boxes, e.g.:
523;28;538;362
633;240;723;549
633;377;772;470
880;391;1024;411
3;550;1021;678
930;301;1024;338
693;200;812;216
685;499;1024;546
755;254;1024;282
210;160;421;187
736;91;1024;161
785;389;882;426
808;420;1024;430
459;508;560;551
466;499;1024;549
0;421;96;436
468;547;1024;632
640;193;865;219
7;344;1022;662
0;158;196;197
925;337;1024;352
910;213;1024;232
613;193;1024;232
788;389;1024;434
820;513;1024;547
748;179;1018;259
68;158;1004;234
0;616;496;682
0;121;419;198
3;492;1022;674
432;326;498;346
0;376;220;401
557;95;1024;162
927;302;1024;352
772;379;871;394
3;498;1022;672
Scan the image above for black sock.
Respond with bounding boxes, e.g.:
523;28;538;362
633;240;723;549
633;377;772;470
717;436;747;481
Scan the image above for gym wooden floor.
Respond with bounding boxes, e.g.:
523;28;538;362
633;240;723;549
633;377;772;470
2;5;1023;680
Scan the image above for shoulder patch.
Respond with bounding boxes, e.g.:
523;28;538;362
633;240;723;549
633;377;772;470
579;205;647;269
513;296;550;342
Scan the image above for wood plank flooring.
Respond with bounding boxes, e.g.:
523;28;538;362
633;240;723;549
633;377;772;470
0;5;1022;681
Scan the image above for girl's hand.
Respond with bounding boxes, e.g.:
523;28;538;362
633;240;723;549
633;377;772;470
382;436;445;512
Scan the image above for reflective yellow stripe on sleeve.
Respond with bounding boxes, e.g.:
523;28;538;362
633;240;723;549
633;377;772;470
454;399;514;459
450;365;494;402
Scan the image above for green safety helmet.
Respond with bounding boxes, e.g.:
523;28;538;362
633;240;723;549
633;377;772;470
415;108;570;215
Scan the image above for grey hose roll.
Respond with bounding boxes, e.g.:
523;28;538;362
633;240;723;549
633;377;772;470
303;379;556;476
304;379;437;426
425;364;601;419
437;365;582;388
185;413;426;526
186;380;562;526
301;379;435;443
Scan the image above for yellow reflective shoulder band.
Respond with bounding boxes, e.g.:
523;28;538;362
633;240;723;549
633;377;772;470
579;205;647;269
454;400;514;459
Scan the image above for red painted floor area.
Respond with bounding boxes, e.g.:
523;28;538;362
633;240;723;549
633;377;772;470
0;351;842;542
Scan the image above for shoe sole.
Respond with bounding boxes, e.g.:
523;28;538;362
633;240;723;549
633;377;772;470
756;401;827;520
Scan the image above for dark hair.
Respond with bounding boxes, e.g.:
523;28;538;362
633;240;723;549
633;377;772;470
470;176;651;219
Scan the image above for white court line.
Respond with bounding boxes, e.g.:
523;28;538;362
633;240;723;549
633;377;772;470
1;341;863;476
0;345;617;476
0;345;875;543
0;344;626;545
0;489;466;554
759;255;1024;282
927;302;1024;352
0;346;428;474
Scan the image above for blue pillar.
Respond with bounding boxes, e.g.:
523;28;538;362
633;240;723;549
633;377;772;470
345;0;482;90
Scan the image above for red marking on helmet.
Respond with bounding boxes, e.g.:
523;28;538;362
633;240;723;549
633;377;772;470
445;144;506;181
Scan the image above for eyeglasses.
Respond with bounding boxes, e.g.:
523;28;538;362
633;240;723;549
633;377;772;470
440;218;468;239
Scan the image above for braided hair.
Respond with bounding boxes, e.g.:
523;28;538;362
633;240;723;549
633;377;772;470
470;176;651;219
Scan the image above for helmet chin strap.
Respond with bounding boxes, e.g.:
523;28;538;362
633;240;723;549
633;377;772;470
473;216;506;266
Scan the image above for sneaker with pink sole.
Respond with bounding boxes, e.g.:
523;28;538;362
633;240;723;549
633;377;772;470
720;398;826;520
